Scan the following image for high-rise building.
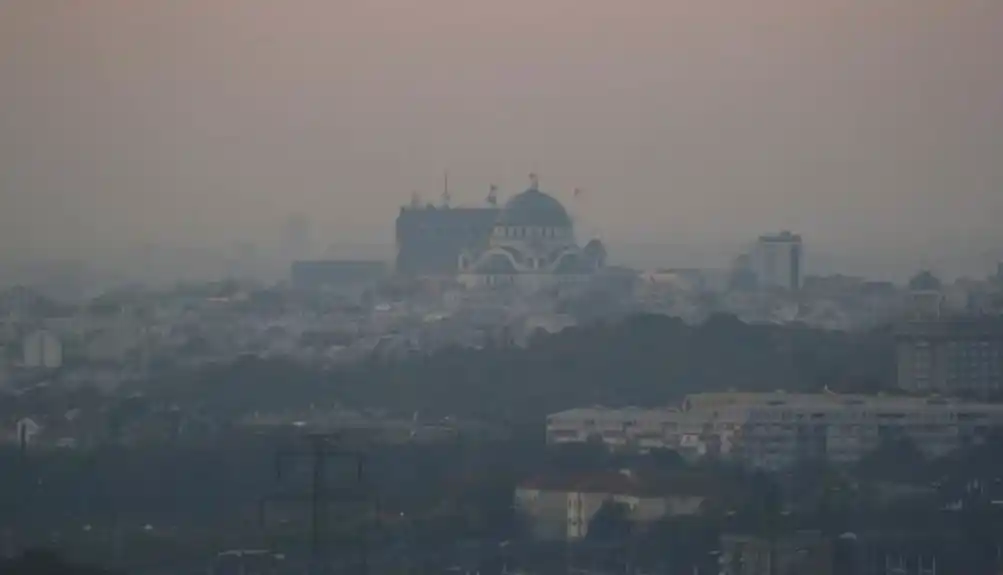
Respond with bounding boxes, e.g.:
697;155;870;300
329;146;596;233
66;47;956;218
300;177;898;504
751;231;803;291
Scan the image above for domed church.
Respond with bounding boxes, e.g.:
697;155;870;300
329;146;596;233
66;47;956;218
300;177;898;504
457;175;606;290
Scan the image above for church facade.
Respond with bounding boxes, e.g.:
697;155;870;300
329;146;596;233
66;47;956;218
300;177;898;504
457;178;605;291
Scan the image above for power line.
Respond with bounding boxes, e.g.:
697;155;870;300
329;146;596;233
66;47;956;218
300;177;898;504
260;433;376;575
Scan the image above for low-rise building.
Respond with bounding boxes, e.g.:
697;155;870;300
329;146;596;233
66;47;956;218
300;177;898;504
514;469;712;541
547;392;1003;470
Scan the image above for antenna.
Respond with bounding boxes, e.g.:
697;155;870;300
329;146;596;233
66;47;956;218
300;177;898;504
441;170;451;207
528;172;539;191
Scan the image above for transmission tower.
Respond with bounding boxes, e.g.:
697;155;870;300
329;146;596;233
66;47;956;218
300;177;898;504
260;433;377;575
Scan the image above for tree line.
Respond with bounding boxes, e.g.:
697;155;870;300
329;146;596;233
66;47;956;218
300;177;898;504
150;313;894;424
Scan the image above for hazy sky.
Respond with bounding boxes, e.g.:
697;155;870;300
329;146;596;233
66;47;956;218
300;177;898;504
1;0;1001;274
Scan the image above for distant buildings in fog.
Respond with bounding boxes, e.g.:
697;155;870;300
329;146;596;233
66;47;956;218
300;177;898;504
751;231;803;291
546;391;1003;470
729;231;804;293
22;329;62;369
290;260;387;291
395;175;605;291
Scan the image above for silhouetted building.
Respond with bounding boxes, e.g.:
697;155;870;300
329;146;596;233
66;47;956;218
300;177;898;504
752;231;803;291
394;205;499;276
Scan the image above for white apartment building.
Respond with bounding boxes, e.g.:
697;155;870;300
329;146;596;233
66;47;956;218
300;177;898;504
546;397;757;459
546;392;1003;470
740;393;1003;469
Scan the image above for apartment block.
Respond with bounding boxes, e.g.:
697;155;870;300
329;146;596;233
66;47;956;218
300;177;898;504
546;392;1003;470
895;318;1003;396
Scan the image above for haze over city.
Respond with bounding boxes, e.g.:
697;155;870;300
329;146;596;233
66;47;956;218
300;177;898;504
2;0;1002;280
11;3;1003;574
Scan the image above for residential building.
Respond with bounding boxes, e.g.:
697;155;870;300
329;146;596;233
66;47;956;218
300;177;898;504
514;469;711;541
545;406;718;457
894;318;1003;395
737;393;1003;469
547;392;1003;470
751;231;803;291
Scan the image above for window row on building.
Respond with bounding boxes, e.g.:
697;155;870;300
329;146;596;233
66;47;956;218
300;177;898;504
545;392;1003;470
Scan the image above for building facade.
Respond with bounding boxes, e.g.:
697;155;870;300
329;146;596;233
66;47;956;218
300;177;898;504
894;318;1003;395
546;392;1003;470
394;204;499;276
752;231;803;291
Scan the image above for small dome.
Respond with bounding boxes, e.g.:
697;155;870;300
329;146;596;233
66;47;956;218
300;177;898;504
497;189;572;228
582;239;607;266
909;270;941;291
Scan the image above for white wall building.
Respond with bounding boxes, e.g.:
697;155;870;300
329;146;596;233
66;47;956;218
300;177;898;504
751;231;803;291
546;392;1003;470
738;393;1003;469
22;329;63;369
